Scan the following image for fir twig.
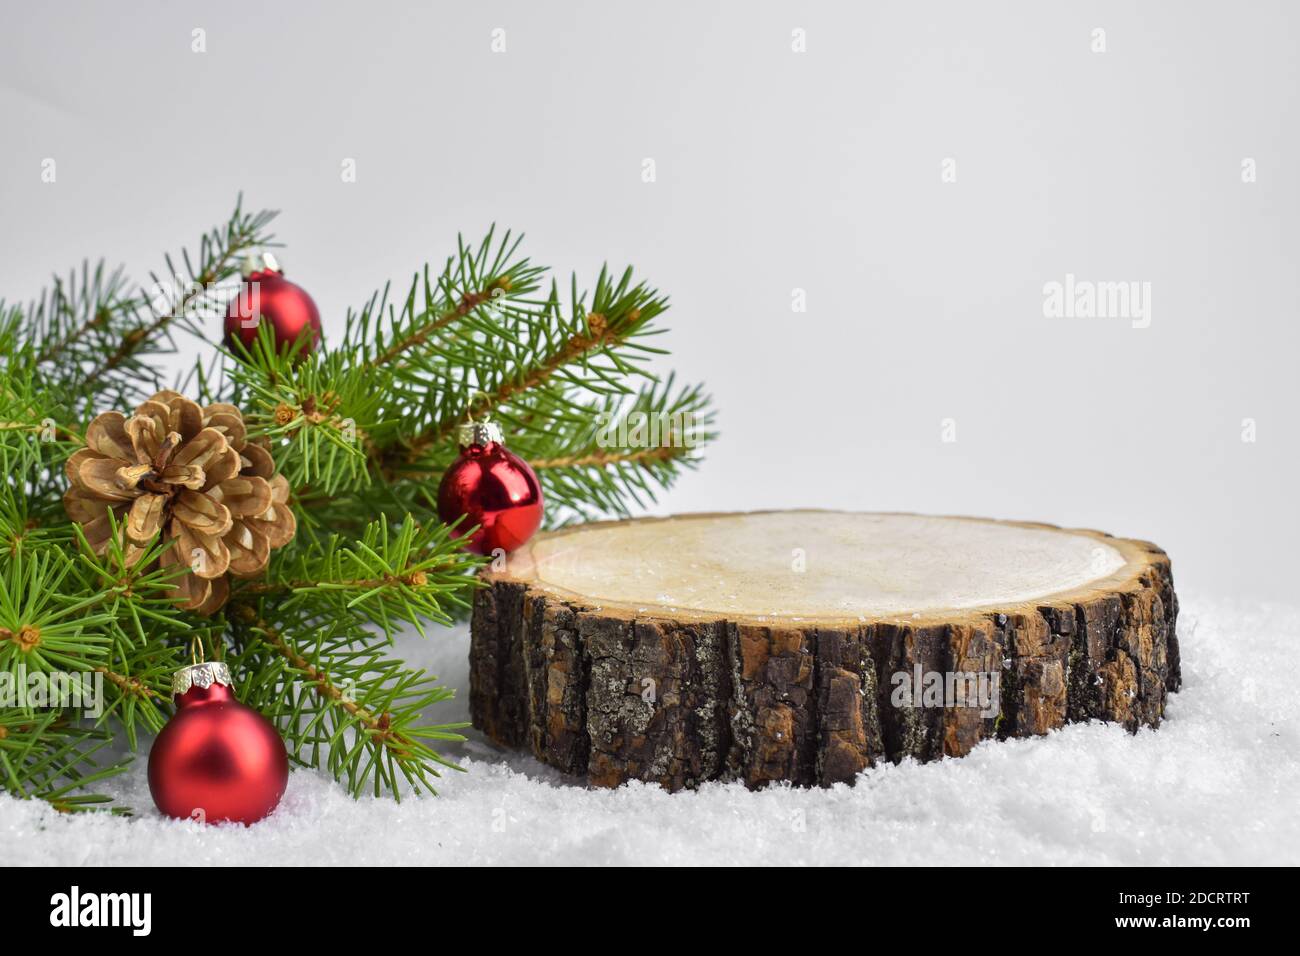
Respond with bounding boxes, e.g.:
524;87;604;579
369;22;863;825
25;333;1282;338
1;210;714;810
78;197;277;401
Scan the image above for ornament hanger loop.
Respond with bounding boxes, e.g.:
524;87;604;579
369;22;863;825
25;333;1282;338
190;636;205;666
465;390;493;423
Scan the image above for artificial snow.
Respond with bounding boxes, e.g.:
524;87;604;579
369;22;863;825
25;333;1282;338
3;594;1297;866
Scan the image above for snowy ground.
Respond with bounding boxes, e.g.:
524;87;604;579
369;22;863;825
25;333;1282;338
4;594;1297;866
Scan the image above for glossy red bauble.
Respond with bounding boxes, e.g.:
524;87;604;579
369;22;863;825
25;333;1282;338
223;267;321;357
437;440;544;555
148;671;288;825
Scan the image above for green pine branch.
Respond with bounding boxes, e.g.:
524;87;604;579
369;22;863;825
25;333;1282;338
228;601;466;799
513;374;716;523
0;713;130;814
350;226;547;376
80;199;276;401
242;515;484;637
1;204;714;812
388;264;670;474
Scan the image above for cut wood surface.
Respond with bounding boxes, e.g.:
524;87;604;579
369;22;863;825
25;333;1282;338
470;511;1180;791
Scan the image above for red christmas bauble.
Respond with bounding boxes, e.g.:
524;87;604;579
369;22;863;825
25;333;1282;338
437;421;543;555
223;253;321;356
148;662;288;825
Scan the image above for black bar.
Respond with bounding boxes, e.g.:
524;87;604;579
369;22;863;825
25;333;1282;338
7;866;1286;942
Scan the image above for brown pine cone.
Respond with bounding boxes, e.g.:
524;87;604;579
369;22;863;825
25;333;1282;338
63;390;296;615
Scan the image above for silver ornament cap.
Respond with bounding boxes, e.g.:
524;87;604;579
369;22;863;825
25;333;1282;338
457;420;504;447
241;251;282;277
172;661;234;698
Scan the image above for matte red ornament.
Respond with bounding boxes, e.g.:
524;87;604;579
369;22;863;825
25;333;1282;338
223;252;321;356
148;661;288;825
437;419;544;555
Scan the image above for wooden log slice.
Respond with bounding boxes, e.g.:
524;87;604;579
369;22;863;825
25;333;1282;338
470;511;1179;791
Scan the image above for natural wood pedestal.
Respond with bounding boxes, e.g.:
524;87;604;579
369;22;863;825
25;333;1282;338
469;512;1180;791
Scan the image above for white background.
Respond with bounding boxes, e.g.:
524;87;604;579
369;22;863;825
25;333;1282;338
2;0;1296;601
